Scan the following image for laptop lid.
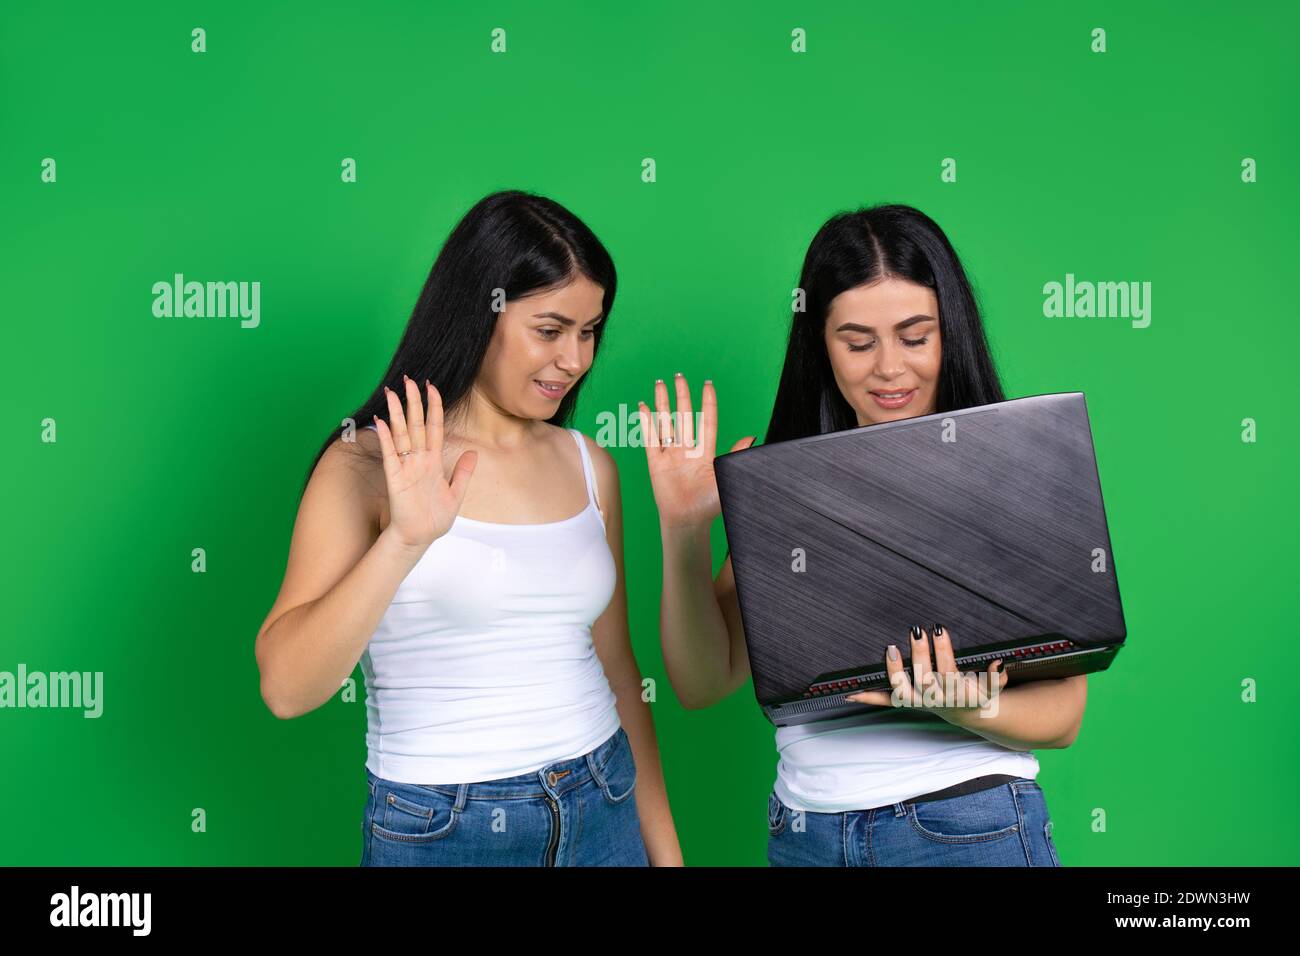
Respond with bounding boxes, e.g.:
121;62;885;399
714;392;1127;709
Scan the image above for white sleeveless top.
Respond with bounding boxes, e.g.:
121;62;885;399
358;425;621;784
774;708;1041;813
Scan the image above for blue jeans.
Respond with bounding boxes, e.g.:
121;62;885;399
767;777;1062;866
360;726;649;866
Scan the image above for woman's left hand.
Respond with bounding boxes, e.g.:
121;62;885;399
843;624;1007;721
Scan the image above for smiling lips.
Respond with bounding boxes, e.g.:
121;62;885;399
534;379;569;400
869;388;916;409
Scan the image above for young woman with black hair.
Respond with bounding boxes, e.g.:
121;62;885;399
640;204;1080;866
256;190;681;866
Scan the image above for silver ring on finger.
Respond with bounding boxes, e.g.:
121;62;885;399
662;435;675;447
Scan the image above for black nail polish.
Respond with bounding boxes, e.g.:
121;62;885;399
933;623;944;638
910;625;921;642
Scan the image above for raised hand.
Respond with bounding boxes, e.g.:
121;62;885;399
372;375;477;551
637;374;755;530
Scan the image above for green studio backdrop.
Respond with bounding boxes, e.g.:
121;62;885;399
3;0;1296;866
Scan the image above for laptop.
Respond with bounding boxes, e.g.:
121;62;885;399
713;392;1127;727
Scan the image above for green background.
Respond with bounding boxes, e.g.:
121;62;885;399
3;0;1295;865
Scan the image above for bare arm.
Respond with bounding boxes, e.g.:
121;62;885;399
658;527;750;709
256;378;474;719
254;435;424;719
585;436;683;866
639;375;757;711
946;675;1088;750
846;628;1089;750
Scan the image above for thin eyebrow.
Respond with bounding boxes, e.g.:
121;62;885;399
834;314;935;334
532;311;604;326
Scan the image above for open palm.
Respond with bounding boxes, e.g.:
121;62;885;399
638;375;754;529
372;376;477;551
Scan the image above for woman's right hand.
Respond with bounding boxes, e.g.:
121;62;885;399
637;374;755;530
373;375;477;552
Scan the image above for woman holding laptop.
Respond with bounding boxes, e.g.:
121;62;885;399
640;204;1083;866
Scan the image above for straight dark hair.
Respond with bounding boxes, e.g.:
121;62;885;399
764;204;1005;444
300;189;617;500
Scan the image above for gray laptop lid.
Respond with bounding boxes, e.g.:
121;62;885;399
713;392;1127;708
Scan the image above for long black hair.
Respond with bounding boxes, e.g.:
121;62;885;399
300;189;617;499
764;204;1004;444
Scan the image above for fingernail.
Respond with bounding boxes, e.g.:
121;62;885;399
992;660;1003;672
888;644;900;661
655;378;663;384
844;694;860;703
933;624;944;639
403;374;409;383
674;371;682;377
704;379;713;385
910;625;921;642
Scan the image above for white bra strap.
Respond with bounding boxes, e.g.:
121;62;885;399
569;429;602;515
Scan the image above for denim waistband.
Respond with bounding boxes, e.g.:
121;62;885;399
364;725;625;801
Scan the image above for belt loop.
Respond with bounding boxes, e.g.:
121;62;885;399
454;783;470;811
586;751;606;791
893;801;907;817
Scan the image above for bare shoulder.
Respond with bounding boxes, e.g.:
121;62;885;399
537;422;613;474
575;429;620;512
313;425;386;515
255;428;383;655
579;429;618;478
569;429;618;531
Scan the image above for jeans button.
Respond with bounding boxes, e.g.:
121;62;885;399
547;771;557;786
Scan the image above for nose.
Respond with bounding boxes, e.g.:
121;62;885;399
872;338;907;383
554;335;584;376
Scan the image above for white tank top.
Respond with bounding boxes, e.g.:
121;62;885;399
359;425;621;784
774;707;1041;813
